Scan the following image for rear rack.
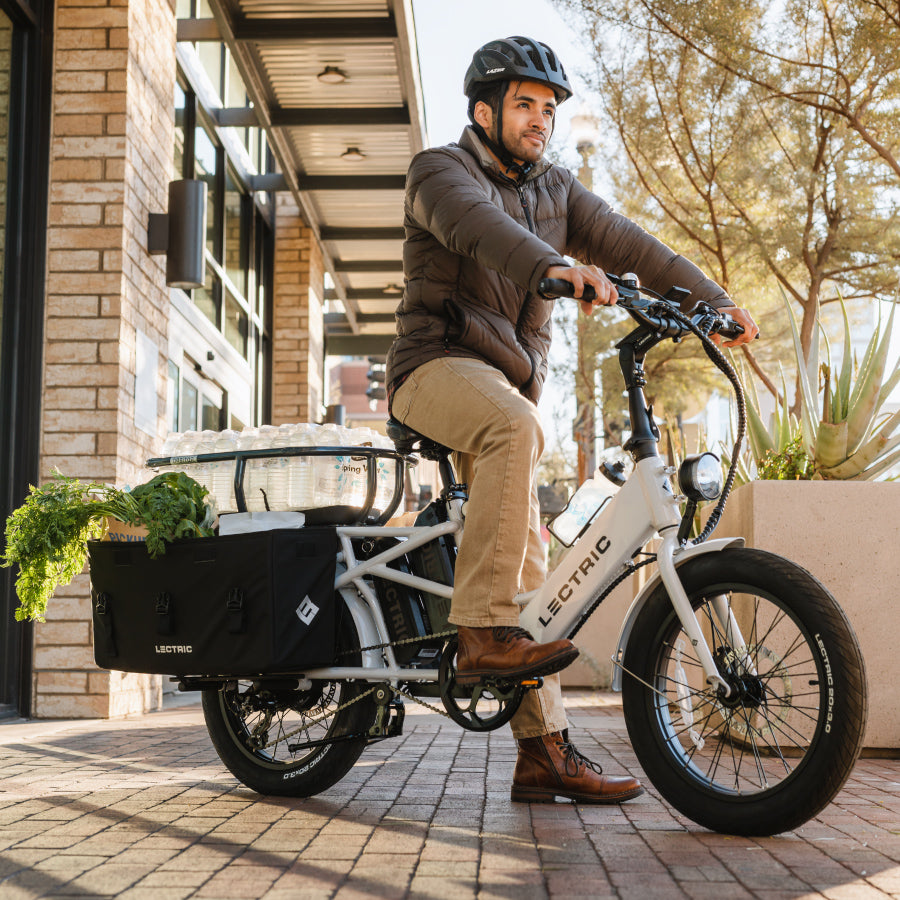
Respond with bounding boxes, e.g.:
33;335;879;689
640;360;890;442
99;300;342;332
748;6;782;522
147;445;408;525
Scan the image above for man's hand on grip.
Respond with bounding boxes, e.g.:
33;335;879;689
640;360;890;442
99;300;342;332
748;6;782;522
543;265;618;315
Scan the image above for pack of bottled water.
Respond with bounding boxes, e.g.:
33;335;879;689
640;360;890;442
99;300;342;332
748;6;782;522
156;423;400;516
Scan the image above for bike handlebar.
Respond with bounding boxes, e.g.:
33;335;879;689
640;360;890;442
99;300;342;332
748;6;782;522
537;275;745;342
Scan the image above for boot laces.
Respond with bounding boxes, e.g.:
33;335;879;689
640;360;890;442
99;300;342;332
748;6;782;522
555;736;604;778
491;626;534;643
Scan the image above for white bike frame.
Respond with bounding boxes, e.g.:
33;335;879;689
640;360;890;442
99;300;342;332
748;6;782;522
302;454;740;696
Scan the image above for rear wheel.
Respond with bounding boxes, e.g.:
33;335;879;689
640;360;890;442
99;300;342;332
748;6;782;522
622;548;867;835
202;607;376;797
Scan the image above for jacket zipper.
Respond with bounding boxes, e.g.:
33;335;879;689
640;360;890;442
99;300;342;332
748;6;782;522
515;183;538;395
516;183;536;233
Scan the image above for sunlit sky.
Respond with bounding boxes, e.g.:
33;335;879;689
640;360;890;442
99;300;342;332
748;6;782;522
409;0;606;450
408;2;900;434
410;0;597;151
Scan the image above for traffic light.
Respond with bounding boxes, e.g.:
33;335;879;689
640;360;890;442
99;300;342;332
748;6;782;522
366;356;386;406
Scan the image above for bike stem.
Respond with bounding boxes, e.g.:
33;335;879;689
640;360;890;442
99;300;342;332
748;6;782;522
617;327;664;461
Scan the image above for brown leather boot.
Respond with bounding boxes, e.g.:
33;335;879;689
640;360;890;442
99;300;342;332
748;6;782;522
511;730;644;804
454;626;579;686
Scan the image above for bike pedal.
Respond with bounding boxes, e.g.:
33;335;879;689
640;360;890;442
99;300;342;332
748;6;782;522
519;677;543;689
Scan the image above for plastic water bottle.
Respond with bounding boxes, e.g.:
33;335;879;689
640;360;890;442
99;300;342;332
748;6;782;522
550;475;613;545
288;423;317;509
373;433;396;514
266;425;292;511
161;432;181;458
342;426;369;509
193;430;219;493
210;429;238;512
171;430;200;478
249;425;279;511
236;427;262;511
315;423;343;506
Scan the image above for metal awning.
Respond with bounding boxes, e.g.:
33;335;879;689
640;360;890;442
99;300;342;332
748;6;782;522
182;0;425;356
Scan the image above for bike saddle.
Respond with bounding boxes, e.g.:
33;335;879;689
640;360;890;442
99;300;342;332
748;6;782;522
385;417;451;460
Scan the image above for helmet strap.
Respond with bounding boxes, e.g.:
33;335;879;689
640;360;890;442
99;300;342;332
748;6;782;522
470;82;533;180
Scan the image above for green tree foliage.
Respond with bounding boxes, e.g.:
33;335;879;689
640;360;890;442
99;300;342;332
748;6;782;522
555;0;900;376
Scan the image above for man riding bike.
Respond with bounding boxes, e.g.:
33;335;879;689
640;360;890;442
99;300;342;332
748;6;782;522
386;35;759;805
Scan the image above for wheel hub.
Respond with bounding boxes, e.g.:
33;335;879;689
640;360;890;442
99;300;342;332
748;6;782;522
714;647;764;710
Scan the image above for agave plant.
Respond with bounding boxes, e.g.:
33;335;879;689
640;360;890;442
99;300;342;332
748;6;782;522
741;293;900;480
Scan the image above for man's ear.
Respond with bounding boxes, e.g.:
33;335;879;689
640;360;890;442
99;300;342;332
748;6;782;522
473;100;493;132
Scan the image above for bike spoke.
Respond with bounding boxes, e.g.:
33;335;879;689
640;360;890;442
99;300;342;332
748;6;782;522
648;586;830;797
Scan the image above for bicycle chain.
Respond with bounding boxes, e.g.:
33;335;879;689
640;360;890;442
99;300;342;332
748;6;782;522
392;683;453;719
259;630;459;747
341;628;459;719
338;628;457;657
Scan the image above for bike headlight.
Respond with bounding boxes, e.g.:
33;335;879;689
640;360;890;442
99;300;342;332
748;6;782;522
678;452;722;501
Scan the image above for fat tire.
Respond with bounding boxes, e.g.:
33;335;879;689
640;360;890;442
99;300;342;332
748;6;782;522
202;605;376;797
622;548;867;836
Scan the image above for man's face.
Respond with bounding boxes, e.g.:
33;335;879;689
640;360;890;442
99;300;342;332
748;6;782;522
476;80;557;166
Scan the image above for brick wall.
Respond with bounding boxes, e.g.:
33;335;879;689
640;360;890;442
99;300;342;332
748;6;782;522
34;0;176;718
272;193;325;425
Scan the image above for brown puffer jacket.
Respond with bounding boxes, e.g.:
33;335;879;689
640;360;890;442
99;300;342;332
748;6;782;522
386;127;730;405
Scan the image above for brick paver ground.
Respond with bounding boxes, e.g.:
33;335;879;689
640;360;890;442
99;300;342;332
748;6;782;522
1;691;898;899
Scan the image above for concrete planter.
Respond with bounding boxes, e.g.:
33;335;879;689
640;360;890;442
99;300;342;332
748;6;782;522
702;479;900;752
563;479;899;752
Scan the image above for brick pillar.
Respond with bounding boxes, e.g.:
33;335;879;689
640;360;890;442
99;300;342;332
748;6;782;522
271;193;325;424
33;0;176;717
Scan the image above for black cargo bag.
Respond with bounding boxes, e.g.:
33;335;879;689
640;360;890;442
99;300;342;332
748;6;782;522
88;528;338;676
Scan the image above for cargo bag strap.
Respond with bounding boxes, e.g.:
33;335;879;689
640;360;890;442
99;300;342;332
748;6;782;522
226;588;246;634
93;592;118;658
155;592;175;635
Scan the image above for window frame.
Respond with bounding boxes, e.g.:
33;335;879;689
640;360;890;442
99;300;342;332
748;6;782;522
172;60;273;426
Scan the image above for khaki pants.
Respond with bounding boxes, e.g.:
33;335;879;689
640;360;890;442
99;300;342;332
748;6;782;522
392;356;567;738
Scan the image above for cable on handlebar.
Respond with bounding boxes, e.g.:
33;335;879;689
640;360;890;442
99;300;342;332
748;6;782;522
652;303;747;544
539;275;746;543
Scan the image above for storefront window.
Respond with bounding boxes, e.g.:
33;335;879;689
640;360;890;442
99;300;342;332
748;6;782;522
201;395;221;430
174;82;186;179
194;125;218;256
174;38;273;427
167;360;181;432
180;378;199;432
224;291;248;356
193;264;220;328
224;167;247;294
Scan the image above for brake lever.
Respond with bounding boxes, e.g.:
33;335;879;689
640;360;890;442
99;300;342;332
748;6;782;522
690;302;745;341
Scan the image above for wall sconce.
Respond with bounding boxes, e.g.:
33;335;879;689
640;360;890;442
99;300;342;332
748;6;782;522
317;66;347;84
148;179;208;289
340;146;366;162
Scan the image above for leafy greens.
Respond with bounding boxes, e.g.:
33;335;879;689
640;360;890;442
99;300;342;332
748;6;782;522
2;471;216;622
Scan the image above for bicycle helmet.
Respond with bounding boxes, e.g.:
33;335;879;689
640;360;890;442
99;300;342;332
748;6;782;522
464;36;572;174
464;36;573;103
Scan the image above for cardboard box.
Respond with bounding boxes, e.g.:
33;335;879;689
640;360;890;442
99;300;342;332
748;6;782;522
103;518;149;544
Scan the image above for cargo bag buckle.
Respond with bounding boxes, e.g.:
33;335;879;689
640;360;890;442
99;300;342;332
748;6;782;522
155;592;175;635
226;588;246;634
94;592;118;657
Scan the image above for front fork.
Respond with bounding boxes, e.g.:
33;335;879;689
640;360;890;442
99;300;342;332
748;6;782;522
656;531;748;697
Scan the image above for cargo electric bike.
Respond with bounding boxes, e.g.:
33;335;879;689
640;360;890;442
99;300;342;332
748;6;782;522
91;274;867;837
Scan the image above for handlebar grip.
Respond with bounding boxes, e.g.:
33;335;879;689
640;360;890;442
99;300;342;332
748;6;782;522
717;313;745;341
538;278;597;301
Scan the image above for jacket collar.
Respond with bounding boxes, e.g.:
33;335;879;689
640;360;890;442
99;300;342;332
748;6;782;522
458;126;552;185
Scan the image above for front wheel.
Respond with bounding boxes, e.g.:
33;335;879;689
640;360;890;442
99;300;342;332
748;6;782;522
202;607;376;797
622;548;867;836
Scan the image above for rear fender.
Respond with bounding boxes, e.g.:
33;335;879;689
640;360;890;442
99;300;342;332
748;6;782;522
610;537;744;691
